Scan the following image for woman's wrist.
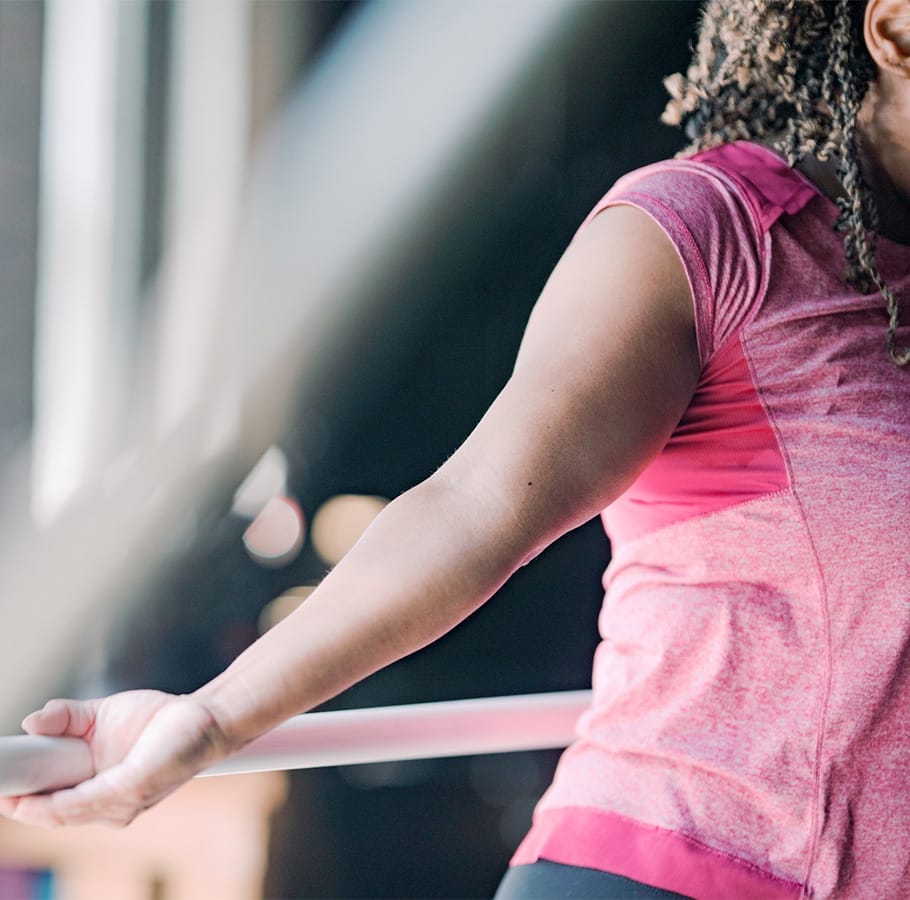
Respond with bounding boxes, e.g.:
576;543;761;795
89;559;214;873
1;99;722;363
189;679;261;756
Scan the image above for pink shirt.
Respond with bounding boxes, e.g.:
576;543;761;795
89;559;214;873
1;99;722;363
512;142;910;899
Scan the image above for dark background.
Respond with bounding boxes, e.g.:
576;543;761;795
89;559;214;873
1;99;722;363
93;3;702;896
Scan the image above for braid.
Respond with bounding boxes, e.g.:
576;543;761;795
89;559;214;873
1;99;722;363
663;0;908;366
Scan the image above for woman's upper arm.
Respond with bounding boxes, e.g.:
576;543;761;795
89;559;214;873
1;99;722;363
435;203;700;560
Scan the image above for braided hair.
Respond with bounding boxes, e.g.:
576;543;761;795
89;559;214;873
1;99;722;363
662;0;909;366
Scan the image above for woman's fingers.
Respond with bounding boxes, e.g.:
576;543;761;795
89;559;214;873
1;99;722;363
8;756;168;829
32;764;188;829
22;698;98;738
0;796;20;819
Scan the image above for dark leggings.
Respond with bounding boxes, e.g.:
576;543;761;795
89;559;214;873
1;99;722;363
493;860;692;899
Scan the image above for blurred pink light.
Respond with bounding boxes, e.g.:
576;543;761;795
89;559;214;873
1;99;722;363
242;495;304;567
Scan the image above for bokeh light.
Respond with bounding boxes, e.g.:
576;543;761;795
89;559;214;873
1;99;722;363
257;584;318;634
242;495;304;567
232;445;288;519
310;493;388;566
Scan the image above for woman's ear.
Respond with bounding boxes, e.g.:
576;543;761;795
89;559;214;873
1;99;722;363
865;0;910;77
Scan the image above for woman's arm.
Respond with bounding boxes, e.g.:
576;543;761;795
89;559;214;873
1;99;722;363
197;203;699;744
0;204;699;827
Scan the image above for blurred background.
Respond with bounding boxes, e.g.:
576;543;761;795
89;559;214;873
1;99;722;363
0;1;699;897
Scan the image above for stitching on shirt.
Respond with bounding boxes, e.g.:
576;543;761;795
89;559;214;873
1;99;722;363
738;332;832;900
607;487;795;550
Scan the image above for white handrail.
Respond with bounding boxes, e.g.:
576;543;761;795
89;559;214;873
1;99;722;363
0;690;591;796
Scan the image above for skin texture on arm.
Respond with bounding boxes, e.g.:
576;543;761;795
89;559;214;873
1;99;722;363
0;204;699;828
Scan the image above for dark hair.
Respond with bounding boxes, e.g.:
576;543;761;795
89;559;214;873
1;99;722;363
662;0;908;366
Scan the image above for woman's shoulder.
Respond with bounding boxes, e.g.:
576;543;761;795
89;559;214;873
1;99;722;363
607;141;819;236
580;143;787;366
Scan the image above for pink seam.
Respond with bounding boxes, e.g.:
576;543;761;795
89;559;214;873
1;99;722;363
793;489;833;898
607;345;790;547
739;331;832;900
605;333;790;546
607;488;794;551
785;493;832;897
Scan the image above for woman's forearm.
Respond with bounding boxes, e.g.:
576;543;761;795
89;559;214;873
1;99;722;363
193;469;533;751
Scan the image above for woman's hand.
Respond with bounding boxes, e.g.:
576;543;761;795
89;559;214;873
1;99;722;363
0;691;232;828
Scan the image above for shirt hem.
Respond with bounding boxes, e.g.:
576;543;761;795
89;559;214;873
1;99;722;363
511;806;803;900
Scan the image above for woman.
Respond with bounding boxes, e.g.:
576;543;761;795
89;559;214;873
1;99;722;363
3;1;908;897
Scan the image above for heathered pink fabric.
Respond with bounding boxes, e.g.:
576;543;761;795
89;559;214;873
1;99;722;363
512;142;910;898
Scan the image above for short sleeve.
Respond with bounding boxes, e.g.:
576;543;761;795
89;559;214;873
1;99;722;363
579;160;768;368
